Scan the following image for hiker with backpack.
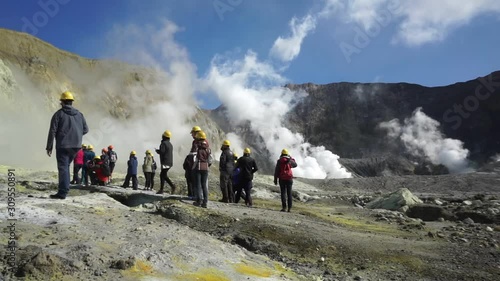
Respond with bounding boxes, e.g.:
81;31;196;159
107;145;118;183
142;150;155;191
122;151;138;190
185;125;204;198
219;140;235;203
274;149;298;212
193;131;212;208
235;148;258;207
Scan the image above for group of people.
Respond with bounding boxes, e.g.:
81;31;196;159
46;91;299;212
70;144;118;187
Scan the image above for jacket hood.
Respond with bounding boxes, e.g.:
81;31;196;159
199;140;209;149
279;156;291;163
61;105;79;116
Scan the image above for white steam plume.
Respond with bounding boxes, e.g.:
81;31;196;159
205;52;351;179
203;1;352;179
493;154;500;162
379;107;471;173
0;21;200;172
80;21;200;172
0;60;55;170
225;133;245;158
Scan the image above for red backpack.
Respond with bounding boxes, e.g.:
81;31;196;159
279;157;294;180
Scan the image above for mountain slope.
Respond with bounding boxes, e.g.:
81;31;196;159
0;28;224;171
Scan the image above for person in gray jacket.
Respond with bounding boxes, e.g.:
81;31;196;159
46;91;88;199
142;150;155;191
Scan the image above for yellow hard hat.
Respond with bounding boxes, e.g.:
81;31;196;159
196;131;206;140
87;145;94;150
146;150;152;155
163;130;172;138
94;155;101;160
281;149;289;155
130;150;136;155
191;126;201;133
244;148;251;154
82;144;86;149
222;140;231;146
60;91;74;101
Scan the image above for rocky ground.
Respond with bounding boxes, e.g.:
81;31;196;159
0;165;499;281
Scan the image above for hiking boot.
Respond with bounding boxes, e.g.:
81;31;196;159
193;201;201;206
156;189;164;194
49;194;66;200
287;208;291;212
280;209;286;212
201;202;207;208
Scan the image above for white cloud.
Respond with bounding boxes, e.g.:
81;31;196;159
269;14;317;62
345;0;391;31
329;0;500;46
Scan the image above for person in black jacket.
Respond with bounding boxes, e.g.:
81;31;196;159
219;140;235;203
156;130;177;194
46;91;88;199
235;148;258;207
183;154;194;198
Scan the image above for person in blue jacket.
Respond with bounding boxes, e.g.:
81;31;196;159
82;145;95;187
46;91;88;199
231;153;246;203
122;151;138;190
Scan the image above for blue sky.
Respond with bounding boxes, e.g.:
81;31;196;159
1;0;500;108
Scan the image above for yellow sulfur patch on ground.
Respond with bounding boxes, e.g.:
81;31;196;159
121;260;166;280
171;255;191;272
173;268;231;281
234;262;273;278
92;206;107;215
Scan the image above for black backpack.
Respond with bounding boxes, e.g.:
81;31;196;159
101;160;111;176
152;159;157;171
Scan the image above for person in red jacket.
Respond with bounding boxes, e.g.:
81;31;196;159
274;149;297;212
71;144;85;184
89;155;109;186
